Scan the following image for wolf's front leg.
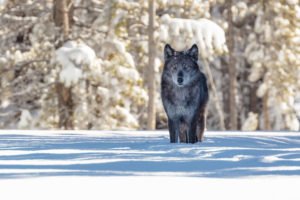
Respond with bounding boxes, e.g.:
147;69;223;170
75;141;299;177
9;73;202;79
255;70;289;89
187;118;197;144
168;118;179;143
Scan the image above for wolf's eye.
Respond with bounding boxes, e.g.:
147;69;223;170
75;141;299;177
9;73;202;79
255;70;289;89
183;66;189;71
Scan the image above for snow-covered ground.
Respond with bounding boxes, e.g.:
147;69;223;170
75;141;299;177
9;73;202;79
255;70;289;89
0;130;299;199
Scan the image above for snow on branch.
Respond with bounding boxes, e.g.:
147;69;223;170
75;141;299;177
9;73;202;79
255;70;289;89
2;13;37;22
55;41;96;87
100;39;135;68
159;14;228;58
0;0;7;9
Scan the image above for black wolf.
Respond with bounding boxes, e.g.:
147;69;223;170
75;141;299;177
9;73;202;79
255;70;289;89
161;44;209;143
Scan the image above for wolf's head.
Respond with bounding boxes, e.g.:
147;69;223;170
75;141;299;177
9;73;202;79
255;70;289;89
163;44;200;87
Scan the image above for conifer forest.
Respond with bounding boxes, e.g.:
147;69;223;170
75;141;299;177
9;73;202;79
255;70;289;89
0;0;299;131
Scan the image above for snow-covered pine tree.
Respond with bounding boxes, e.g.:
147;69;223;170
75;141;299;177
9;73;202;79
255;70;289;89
244;0;300;130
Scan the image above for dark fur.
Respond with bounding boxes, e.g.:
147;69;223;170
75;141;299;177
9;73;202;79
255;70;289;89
161;44;209;143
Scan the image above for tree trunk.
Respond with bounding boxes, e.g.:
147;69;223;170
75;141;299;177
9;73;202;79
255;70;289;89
226;0;238;130
147;0;156;130
203;60;225;130
53;0;74;129
263;91;271;130
53;0;73;38
55;83;74;129
261;0;271;130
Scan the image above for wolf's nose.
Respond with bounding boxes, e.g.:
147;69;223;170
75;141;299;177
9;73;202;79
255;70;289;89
177;77;183;84
177;71;183;84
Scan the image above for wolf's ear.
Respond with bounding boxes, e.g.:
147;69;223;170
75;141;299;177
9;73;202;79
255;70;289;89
187;44;198;61
164;44;174;60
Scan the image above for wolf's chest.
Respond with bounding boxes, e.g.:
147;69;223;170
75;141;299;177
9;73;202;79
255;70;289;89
163;86;200;118
173;86;199;104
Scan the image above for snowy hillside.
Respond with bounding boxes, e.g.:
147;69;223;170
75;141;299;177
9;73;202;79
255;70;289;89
0;130;299;199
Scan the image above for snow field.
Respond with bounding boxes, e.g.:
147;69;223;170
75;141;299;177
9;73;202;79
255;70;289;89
0;176;300;200
0;130;299;199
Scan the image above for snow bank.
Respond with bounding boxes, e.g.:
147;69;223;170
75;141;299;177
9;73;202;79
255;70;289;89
17;110;32;129
242;112;258;131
